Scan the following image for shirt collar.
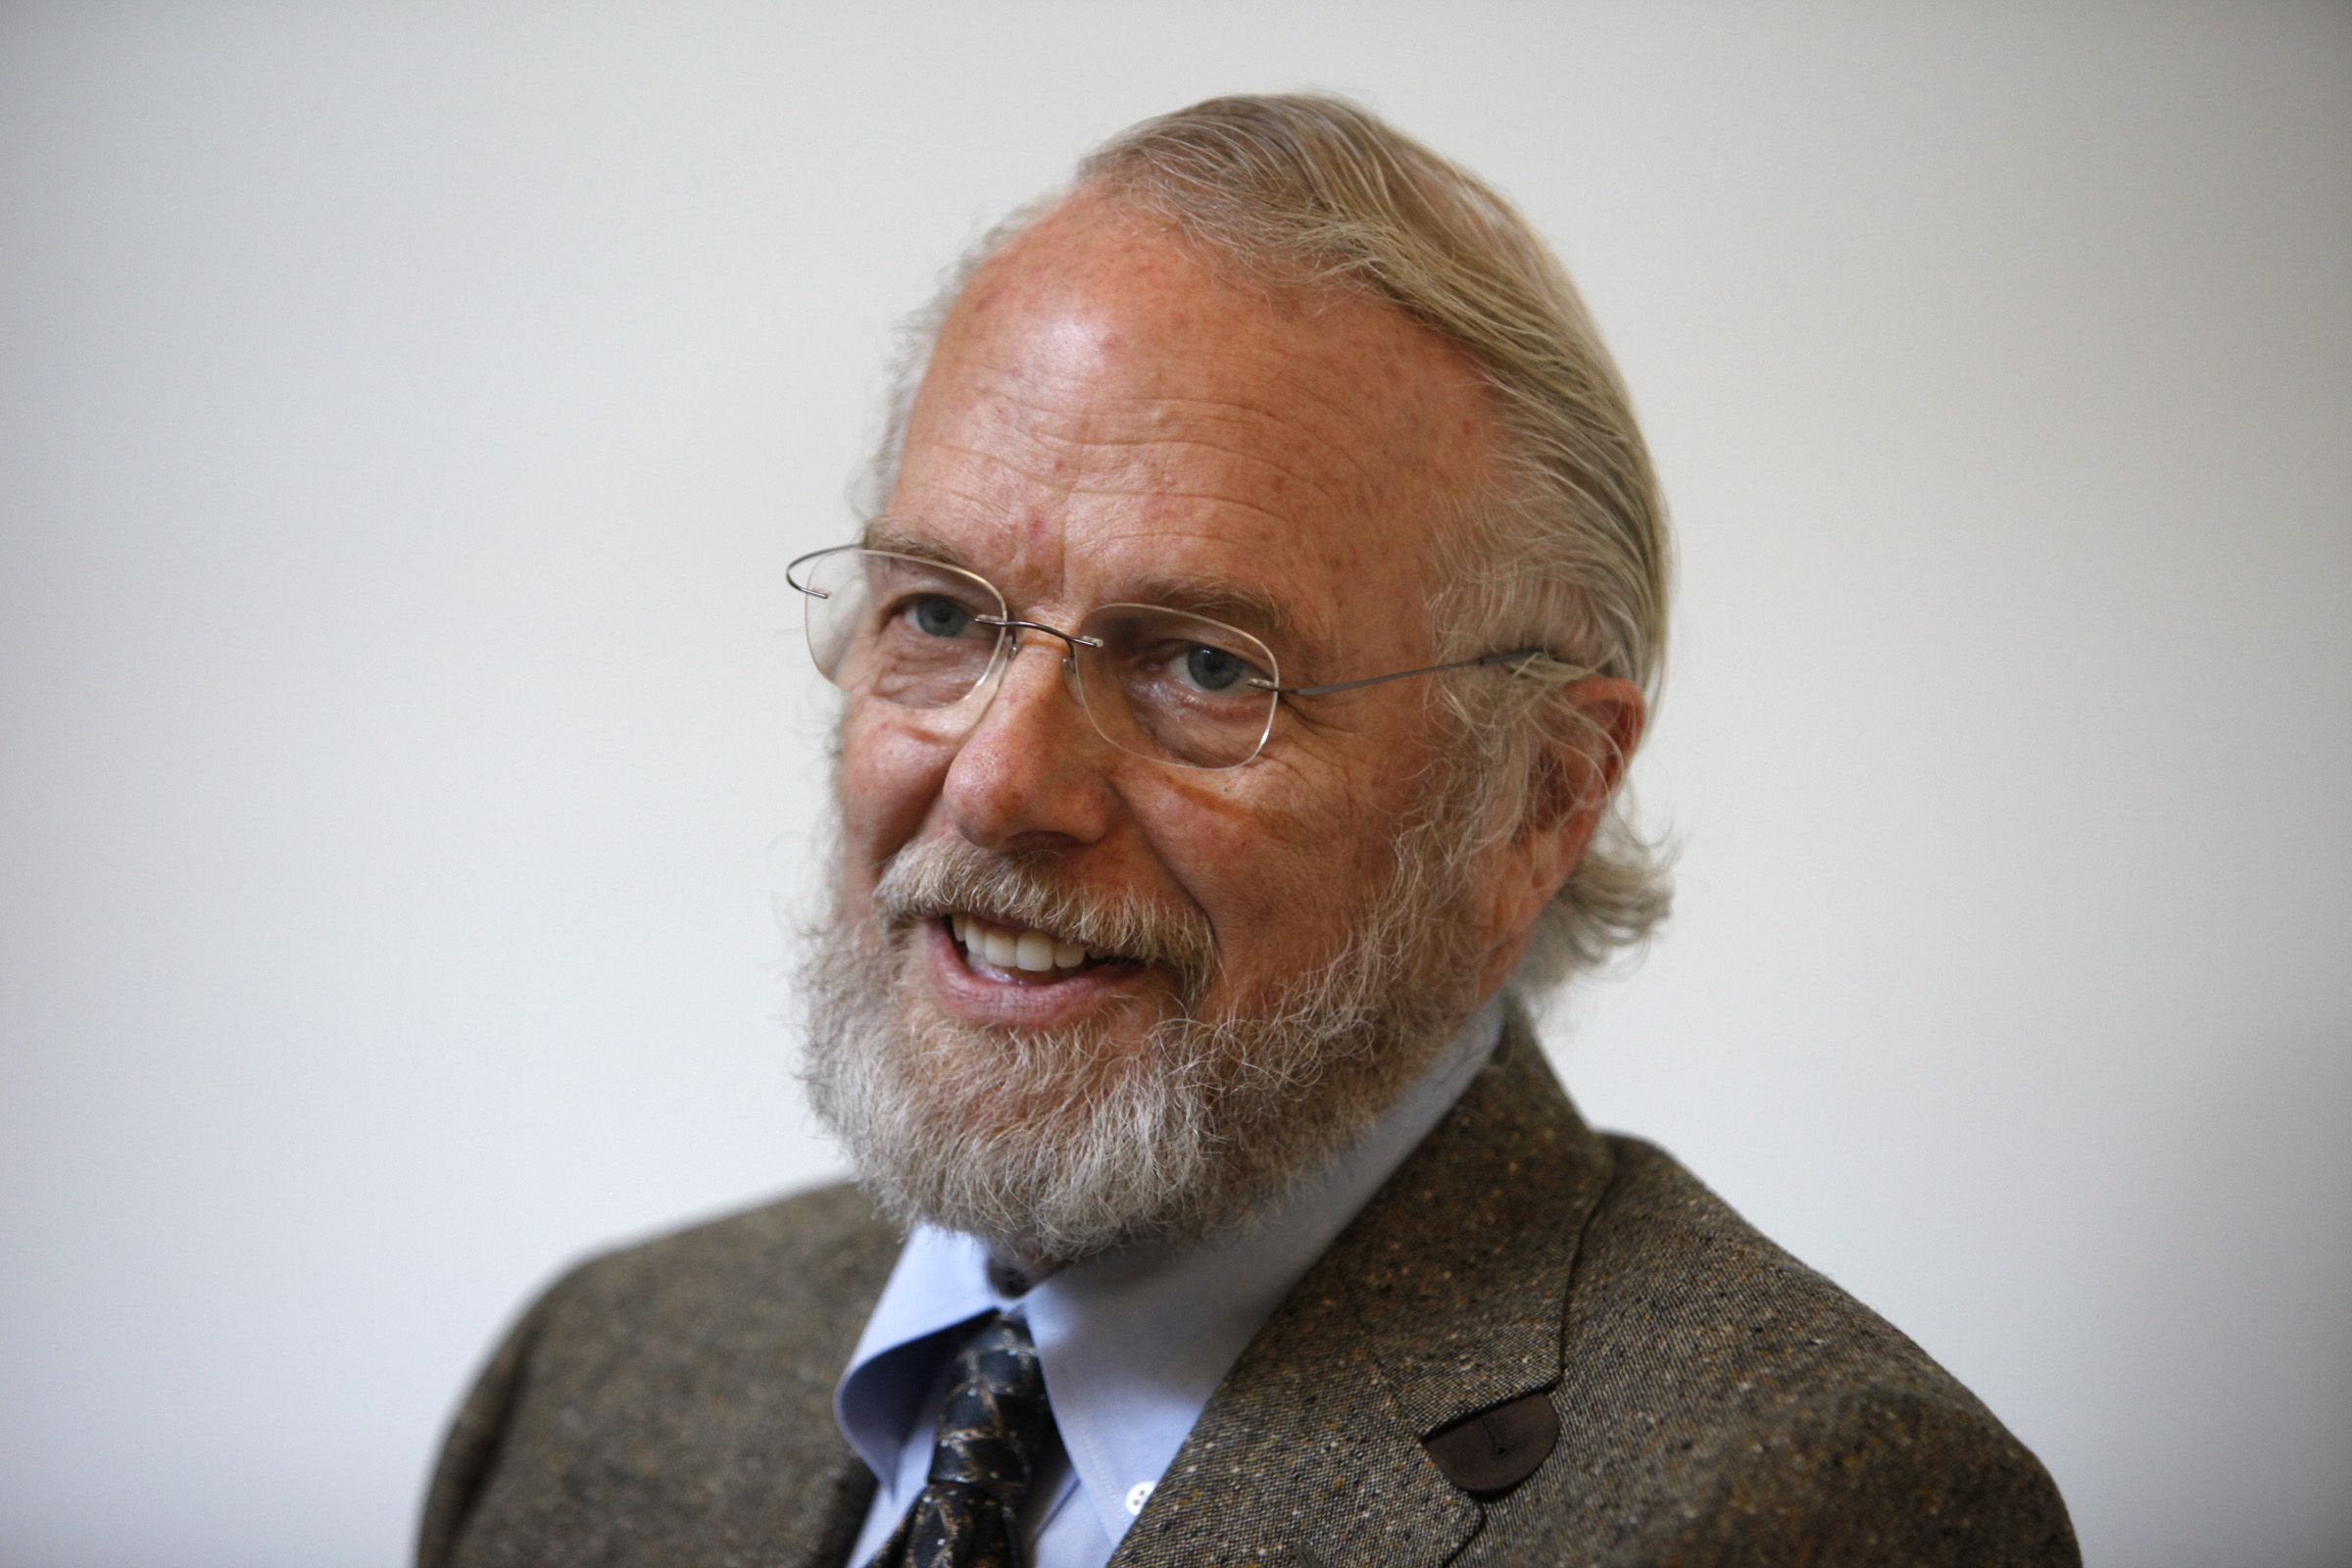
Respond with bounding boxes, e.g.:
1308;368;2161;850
834;996;1505;1547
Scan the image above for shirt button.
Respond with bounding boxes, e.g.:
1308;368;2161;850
1125;1482;1154;1515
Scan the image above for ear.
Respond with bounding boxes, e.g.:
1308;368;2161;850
1484;677;1645;944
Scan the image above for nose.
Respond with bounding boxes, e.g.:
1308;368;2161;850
941;630;1116;853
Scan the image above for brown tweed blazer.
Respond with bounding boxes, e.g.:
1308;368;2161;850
419;1011;2079;1567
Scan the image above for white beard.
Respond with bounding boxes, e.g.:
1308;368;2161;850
797;776;1494;1264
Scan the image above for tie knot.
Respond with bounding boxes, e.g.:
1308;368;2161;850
927;1313;1053;1495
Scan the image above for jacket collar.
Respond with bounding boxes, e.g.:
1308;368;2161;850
1109;1000;1615;1568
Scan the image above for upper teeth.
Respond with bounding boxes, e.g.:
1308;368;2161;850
952;913;1093;973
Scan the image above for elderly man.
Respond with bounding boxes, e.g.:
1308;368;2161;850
418;96;2077;1567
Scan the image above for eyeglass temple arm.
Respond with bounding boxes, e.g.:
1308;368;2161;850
785;552;830;596
1259;647;1586;698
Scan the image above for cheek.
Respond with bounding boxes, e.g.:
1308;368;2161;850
1157;765;1400;953
836;706;956;890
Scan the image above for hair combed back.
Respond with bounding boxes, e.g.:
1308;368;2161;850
1080;94;1673;989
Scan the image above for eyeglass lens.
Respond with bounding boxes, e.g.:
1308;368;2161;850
798;548;1281;769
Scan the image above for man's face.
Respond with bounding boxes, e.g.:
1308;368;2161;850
806;195;1522;1258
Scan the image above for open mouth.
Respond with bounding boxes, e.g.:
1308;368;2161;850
943;912;1138;984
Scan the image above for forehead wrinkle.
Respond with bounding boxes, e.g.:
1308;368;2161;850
933;381;1376;518
932;420;1356;520
856;514;1065;598
1092;387;1381;492
911;437;1072;493
1060;481;1312;533
900;409;1382;575
914;322;1480;554
1143;383;1403;493
891;433;1096;542
1070;425;1368;514
863;480;1028;544
1085;322;1492;512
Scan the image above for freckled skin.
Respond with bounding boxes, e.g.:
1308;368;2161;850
838;192;1596;1031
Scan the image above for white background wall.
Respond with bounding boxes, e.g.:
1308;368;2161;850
4;5;2346;1565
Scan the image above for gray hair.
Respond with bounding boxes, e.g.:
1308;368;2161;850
859;93;1673;994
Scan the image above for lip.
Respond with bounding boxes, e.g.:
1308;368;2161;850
919;916;1155;1029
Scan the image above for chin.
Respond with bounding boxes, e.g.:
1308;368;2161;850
800;910;1481;1266
802;1004;1205;1260
798;768;1497;1259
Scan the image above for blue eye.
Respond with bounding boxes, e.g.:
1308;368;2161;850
1181;645;1247;692
907;596;974;638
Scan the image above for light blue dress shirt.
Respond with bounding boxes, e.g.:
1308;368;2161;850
834;998;1504;1568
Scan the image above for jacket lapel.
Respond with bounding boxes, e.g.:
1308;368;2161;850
1108;1004;1616;1568
782;1439;880;1568
708;1205;893;1568
770;1233;893;1568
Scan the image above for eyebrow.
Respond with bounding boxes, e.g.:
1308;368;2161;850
854;518;1335;667
1122;573;1313;655
857;518;965;565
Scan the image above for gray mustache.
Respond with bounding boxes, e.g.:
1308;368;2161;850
872;840;1218;986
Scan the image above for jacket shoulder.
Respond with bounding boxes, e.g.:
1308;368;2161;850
416;1181;896;1568
1468;1135;2078;1566
509;1179;898;1390
1576;1134;1962;1392
552;1179;896;1327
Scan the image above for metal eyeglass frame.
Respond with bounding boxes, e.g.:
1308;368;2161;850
786;543;1592;768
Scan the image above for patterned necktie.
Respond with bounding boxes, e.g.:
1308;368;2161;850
863;1313;1055;1568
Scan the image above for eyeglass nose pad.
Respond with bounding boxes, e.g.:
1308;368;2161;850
955;620;1101;748
1058;641;1119;756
